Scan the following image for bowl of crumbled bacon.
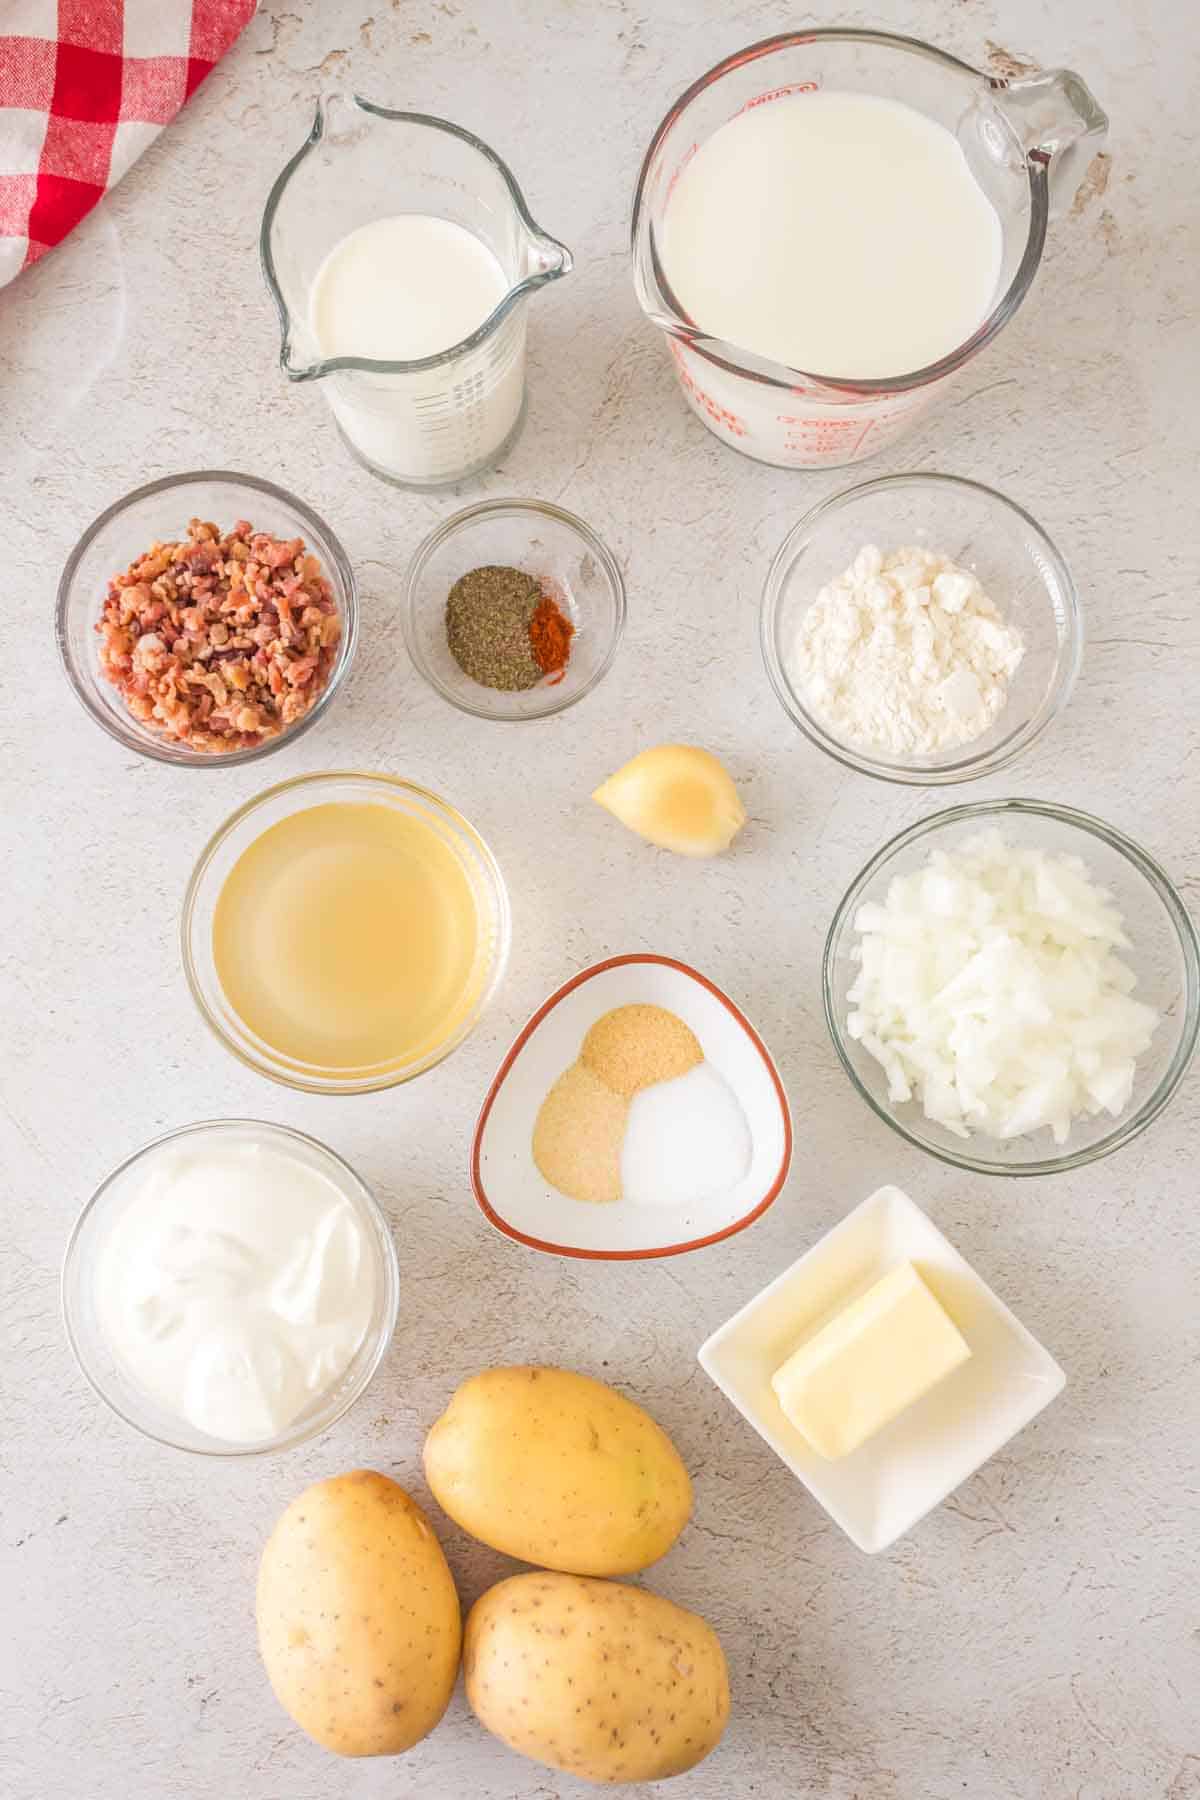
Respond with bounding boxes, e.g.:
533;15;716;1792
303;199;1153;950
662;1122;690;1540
56;471;358;765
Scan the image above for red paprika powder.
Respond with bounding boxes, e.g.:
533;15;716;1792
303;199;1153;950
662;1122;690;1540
528;594;575;682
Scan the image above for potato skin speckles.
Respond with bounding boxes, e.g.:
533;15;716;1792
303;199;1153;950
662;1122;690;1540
256;1471;461;1758
464;1572;729;1784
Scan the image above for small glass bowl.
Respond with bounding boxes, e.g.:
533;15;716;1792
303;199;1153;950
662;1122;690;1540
61;1118;400;1456
182;770;511;1094
761;473;1081;784
402;497;625;720
56;471;358;768
823;799;1200;1176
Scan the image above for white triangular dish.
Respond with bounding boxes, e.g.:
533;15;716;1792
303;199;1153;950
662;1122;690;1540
472;954;792;1259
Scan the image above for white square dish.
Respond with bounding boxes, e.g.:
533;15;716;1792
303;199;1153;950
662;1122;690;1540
697;1184;1065;1552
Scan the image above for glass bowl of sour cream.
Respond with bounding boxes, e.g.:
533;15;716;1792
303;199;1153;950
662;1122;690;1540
61;1119;400;1455
761;473;1082;785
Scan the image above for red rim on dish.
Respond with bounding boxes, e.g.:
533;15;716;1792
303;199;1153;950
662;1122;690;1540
471;954;794;1259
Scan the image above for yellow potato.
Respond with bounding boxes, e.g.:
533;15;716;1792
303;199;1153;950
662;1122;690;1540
256;1470;461;1757
424;1365;692;1575
464;1572;730;1784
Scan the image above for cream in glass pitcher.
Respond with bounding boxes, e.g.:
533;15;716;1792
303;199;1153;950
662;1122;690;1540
262;97;572;488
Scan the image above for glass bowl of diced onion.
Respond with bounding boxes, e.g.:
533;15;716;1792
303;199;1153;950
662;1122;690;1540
760;473;1082;784
823;799;1200;1176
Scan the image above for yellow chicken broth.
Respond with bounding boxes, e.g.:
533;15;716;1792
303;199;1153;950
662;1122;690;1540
212;801;486;1077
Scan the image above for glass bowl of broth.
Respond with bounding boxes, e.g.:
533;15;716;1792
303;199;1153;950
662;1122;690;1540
182;772;510;1092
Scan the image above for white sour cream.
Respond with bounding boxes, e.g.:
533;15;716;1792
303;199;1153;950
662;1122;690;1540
93;1134;377;1444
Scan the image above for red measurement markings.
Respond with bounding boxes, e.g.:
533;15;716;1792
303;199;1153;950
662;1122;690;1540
777;413;862;457
775;395;925;463
665;139;700;204
739;81;819;114
671;344;747;436
776;415;860;430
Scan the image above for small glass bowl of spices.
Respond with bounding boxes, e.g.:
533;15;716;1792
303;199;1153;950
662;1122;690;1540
402;498;625;720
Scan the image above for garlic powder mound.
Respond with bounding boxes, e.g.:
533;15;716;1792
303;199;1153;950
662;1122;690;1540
581;1004;703;1097
532;1063;628;1204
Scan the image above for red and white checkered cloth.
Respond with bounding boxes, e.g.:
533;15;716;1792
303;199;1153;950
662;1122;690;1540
0;0;256;286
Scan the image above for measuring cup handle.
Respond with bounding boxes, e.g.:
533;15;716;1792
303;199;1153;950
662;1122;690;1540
993;68;1109;217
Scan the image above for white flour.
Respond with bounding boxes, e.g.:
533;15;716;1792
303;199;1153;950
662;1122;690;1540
790;543;1024;756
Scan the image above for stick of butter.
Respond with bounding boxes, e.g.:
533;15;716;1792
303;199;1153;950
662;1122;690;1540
770;1261;970;1460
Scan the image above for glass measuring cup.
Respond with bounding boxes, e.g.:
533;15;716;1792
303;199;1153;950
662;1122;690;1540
262;96;572;488
632;31;1107;470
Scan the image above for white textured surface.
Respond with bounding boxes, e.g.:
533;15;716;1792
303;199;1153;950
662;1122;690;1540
2;4;1198;1798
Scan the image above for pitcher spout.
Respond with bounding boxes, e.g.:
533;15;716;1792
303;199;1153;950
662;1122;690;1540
989;66;1109;216
526;232;573;283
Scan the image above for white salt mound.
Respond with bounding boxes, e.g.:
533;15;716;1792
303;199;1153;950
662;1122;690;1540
621;1062;753;1207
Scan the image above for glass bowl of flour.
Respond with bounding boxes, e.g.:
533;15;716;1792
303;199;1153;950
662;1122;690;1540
760;473;1081;784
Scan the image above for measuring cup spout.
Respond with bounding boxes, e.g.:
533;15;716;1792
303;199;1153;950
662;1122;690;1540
989;66;1108;216
525;232;573;282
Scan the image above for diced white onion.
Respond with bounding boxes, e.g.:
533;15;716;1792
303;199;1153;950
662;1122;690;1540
846;830;1159;1144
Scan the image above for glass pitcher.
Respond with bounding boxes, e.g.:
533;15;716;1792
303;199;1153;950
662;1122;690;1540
262;96;572;488
631;31;1107;470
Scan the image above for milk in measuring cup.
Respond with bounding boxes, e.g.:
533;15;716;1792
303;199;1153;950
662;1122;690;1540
662;92;1003;379
310;214;523;484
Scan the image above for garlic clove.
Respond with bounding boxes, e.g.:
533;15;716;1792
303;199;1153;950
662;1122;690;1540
592;744;746;858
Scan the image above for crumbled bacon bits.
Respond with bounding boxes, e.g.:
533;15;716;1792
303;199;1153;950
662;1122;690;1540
96;518;342;753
